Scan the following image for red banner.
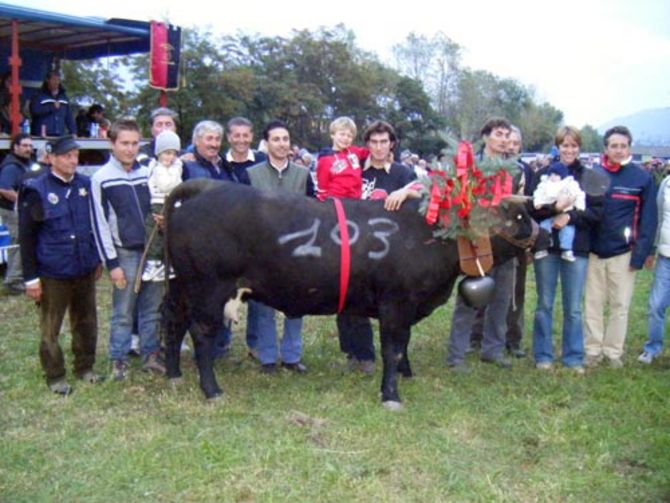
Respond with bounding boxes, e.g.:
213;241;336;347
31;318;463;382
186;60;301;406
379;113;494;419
150;21;181;91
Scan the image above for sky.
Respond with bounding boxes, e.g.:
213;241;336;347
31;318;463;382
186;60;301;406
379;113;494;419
15;0;670;128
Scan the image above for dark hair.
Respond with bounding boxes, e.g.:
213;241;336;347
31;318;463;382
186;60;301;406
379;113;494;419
40;70;64;93
86;104;104;120
262;120;289;141
226;117;253;134
603;125;632;147
480;117;511;138
363;120;397;143
11;132;31;150
109;118;140;142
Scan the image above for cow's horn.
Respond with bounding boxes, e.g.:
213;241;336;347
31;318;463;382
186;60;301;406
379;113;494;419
502;195;531;204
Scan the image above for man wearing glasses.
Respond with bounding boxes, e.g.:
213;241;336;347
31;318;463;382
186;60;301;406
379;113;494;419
0;133;40;294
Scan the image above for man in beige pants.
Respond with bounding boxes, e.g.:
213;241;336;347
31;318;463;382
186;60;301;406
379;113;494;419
584;126;657;368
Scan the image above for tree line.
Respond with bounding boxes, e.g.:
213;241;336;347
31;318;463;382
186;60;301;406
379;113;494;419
61;25;603;154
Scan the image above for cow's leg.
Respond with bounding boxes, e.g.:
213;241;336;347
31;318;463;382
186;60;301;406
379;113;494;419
162;281;189;382
397;343;413;378
190;321;223;399
378;305;412;410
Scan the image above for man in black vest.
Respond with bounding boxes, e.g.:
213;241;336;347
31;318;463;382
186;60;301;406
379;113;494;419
19;136;103;395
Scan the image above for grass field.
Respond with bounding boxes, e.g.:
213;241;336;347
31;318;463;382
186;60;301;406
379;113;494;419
1;270;669;502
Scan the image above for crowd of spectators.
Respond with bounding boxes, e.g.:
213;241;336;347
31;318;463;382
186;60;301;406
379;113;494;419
1;74;670;395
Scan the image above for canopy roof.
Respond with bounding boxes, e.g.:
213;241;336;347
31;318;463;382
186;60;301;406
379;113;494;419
0;2;151;60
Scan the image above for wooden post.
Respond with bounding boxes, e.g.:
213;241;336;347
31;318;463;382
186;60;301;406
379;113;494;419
9;20;23;137
159;90;167;107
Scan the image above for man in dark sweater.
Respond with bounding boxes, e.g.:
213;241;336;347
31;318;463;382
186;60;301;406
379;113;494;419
338;120;420;374
0;133;40;293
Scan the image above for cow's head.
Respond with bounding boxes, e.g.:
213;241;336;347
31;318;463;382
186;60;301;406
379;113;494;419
492;196;550;253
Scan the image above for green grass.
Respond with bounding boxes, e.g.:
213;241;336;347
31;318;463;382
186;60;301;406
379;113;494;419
1;270;669;502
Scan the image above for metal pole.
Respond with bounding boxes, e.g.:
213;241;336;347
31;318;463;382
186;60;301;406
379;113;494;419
9;20;23;137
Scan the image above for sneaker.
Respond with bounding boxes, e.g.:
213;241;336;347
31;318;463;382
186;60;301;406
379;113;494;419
481;355;512;369
49;379;73;395
142;352;166;375
561;250;576;262
608;357;624;369
508;347;527;358
141;260;165;282
260;363;278;374
112;360;129;381
638;351;655;364
281;361;308;374
447;362;469;374
534;250;549;260
567;365;585;375
77;370;105;384
536;362;553;371
584;354;602;368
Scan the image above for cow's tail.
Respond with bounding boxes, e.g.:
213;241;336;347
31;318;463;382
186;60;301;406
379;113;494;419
163;178;222;291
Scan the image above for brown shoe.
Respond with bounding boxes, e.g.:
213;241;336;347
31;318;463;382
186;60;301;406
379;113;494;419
49;379;73;396
77;370;105;384
142;352;166;375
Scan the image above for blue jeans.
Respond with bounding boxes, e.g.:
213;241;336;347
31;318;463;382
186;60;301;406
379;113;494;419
255;301;303;365
109;248;164;361
540;219;575;251
532;253;588;367
644;255;670;356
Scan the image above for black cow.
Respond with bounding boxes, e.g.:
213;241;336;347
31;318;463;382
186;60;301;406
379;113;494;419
163;179;544;409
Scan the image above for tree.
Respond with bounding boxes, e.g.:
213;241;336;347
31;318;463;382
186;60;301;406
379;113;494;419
517;102;564;152
61;57;134;119
393;32;461;117
580;125;603;153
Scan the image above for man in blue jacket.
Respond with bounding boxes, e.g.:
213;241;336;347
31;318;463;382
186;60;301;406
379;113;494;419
584;126;657;368
182;120;237;358
18;136;102;395
29;71;76;137
91;119;165;381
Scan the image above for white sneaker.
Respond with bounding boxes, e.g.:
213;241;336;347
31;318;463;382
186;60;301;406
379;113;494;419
561;250;576;262
142;260;165;282
534;250;549;260
638;351;655;364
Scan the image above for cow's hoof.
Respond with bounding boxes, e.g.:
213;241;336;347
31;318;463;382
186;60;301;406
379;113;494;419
382;400;403;412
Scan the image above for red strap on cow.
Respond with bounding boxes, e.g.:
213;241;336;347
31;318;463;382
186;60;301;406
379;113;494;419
332;198;350;313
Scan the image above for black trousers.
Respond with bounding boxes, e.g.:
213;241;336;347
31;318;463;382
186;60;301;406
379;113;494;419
38;271;98;383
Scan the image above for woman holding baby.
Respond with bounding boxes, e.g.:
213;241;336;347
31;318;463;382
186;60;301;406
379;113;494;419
529;126;605;372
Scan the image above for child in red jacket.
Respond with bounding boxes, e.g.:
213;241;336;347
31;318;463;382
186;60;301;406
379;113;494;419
316;117;368;200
